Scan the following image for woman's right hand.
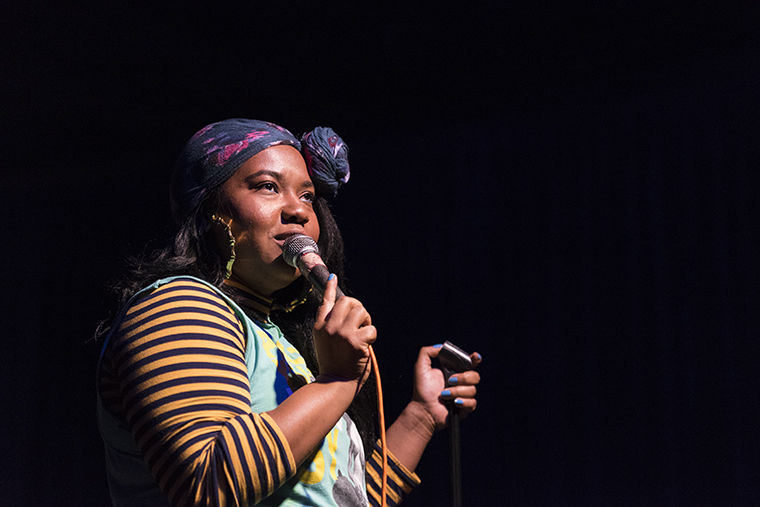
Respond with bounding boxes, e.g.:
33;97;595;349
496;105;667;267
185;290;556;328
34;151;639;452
313;274;376;387
269;274;377;464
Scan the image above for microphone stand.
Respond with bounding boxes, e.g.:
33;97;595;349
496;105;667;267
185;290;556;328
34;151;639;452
438;341;473;507
446;376;463;507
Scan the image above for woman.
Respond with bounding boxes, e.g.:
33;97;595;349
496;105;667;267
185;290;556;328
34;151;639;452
96;118;482;506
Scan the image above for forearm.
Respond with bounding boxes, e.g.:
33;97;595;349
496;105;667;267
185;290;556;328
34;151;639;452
273;274;375;463
385;400;437;472
267;376;360;464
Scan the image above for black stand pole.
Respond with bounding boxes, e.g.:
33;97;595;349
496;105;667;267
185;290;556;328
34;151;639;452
437;341;473;507
449;406;462;507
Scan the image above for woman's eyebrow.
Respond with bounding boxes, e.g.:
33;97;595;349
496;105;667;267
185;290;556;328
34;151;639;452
244;169;281;182
243;170;315;190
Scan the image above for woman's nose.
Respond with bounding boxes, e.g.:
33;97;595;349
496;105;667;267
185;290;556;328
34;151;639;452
281;194;310;224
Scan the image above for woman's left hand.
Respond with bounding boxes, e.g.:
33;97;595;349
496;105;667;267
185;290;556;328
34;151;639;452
411;344;482;432
385;344;483;472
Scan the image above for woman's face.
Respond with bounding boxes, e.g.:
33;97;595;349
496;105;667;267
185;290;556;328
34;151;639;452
218;144;320;296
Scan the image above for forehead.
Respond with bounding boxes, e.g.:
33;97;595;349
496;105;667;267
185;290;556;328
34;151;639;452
236;144;309;179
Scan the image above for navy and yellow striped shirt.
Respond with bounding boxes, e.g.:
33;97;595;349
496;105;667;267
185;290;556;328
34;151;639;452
98;276;419;506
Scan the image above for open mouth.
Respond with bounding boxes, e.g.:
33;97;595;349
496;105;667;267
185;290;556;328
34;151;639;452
273;232;304;247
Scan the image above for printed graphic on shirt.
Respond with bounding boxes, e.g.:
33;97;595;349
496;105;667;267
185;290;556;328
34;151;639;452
295;413;367;506
332;414;367;506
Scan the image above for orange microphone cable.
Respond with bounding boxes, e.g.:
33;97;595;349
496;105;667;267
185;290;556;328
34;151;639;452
368;345;387;507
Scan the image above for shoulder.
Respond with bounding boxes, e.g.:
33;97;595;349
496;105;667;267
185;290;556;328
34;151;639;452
112;276;246;353
124;276;237;321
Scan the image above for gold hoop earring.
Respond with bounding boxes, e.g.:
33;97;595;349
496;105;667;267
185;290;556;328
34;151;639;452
210;214;236;279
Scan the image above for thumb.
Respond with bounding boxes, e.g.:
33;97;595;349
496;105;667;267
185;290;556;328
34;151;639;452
316;273;338;323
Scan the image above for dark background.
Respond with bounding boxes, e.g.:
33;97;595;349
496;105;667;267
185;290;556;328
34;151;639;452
3;2;760;505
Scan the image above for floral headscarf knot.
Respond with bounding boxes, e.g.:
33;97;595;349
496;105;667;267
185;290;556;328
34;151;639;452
301;126;350;199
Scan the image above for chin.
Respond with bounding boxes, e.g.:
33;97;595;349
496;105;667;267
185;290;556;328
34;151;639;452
271;259;301;282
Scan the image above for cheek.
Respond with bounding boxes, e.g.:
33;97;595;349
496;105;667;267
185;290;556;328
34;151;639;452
311;213;321;238
307;212;321;243
229;208;274;246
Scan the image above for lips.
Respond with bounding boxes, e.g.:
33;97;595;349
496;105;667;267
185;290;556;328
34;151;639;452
273;231;306;247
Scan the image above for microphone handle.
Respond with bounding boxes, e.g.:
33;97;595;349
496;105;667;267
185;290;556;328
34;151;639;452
302;262;346;300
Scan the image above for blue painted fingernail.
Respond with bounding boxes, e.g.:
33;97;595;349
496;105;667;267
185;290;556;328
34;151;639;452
474;352;482;361
328;273;335;281
449;376;458;385
455;399;464;406
441;389;452;397
433;343;443;349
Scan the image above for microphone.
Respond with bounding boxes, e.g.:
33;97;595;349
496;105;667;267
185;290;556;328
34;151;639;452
282;234;345;299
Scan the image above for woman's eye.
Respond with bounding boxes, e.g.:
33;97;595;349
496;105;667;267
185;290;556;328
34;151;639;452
255;182;277;192
301;191;315;203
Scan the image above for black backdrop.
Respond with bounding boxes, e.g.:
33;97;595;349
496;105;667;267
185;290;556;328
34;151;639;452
3;3;760;506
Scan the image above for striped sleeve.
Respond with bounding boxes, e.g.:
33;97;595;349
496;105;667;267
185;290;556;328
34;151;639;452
107;278;296;506
366;441;421;506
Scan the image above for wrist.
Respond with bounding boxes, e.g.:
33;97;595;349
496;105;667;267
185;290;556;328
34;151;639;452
316;373;356;383
315;374;361;399
397;400;437;441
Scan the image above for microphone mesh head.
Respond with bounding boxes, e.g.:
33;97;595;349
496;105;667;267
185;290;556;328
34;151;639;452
282;234;319;268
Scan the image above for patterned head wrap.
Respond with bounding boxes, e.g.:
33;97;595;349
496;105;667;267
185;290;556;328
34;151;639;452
170;118;301;223
170;118;351;223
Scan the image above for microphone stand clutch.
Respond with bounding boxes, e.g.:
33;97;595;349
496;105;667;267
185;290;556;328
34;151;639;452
437;341;474;507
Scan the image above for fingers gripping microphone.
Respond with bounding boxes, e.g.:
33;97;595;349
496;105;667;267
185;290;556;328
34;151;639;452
282;234;345;299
